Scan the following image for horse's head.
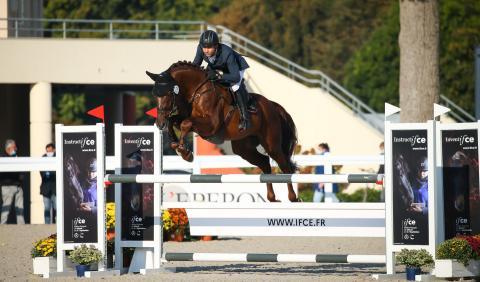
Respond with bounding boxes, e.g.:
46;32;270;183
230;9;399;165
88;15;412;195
146;70;180;130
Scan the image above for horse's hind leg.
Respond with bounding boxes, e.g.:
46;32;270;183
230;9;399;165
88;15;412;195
261;142;298;202
231;138;279;202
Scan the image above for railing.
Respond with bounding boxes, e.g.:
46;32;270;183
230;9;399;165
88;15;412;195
0;154;383;172
1;17;474;124
214;25;384;132
440;95;476;122
0;17;206;39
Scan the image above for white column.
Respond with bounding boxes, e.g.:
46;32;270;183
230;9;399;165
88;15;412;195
30;82;52;224
0;1;7;39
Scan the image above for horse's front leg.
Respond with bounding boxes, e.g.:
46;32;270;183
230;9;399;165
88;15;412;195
167;119;180;150
176;119;194;162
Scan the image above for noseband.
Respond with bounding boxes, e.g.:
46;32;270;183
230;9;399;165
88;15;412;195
158;90;178;118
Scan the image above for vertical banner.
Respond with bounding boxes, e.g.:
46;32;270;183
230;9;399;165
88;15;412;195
114;125;162;271
120;132;155;241
391;129;429;245
441;128;480;239
62;132;99;243
56;124;105;272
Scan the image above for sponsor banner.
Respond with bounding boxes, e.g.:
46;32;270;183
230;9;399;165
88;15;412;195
62;132;98;243
183;205;385;237
441;129;480;239
391;130;429;245
121;132;155;241
163;183;297;203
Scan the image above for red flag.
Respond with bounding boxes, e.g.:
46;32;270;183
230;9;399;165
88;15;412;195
87;105;105;123
146;107;157;118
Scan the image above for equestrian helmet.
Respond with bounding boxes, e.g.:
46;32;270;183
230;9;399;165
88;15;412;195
199;30;219;48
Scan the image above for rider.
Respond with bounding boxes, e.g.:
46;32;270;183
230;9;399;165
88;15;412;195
193;30;253;131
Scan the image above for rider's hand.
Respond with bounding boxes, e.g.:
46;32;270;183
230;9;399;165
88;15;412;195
207;69;219;81
80;203;92;212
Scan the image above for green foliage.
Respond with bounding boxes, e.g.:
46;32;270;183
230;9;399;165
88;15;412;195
44;0;231;38
44;0;230;20
396;248;434;268
68;244;103;265
344;1;480;114
436;237;477;266
343;3;399;112
135;93;157;125
439;1;480;115
53;93;86;125
298;185;314;202
211;0;390;82
336;188;381;202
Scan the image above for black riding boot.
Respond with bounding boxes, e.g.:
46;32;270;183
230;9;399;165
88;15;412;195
235;85;251;131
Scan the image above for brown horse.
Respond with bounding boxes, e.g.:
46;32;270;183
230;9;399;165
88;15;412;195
146;61;298;202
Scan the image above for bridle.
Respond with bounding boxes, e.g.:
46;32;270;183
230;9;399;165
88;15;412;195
157;88;178;118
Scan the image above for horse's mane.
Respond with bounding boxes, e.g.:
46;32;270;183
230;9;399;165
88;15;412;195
168;61;206;73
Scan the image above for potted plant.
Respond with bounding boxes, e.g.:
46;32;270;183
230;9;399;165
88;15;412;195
31;233;57;276
168;208;189;242
105;202;115;268
396;248;434;281
68;244;103;277
435;235;480;278
162;209;174;240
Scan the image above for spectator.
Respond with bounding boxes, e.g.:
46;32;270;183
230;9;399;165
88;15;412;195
313;143;330;203
40;143;56;224
378;141;385;202
0;139;25;224
378;141;385;174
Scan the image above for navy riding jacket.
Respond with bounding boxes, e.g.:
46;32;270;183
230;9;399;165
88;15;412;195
193;43;249;85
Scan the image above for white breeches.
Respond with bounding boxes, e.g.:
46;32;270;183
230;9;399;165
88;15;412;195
231;70;245;92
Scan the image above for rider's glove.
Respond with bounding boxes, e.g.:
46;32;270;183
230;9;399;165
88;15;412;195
207;69;219;81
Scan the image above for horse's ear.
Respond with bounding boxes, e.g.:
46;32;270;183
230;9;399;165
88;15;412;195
146;71;161;82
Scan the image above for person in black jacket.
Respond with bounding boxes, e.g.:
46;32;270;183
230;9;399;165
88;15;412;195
193;30;254;131
40;143;56;224
0;139;24;224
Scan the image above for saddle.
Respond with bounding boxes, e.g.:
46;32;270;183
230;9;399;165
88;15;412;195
215;83;257;114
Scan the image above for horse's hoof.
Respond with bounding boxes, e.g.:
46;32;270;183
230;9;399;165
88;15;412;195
267;198;281;203
184;152;194;162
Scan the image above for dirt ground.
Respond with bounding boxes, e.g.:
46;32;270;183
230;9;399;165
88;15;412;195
0;224;409;281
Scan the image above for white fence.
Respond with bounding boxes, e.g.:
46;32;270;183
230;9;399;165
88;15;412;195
0;154;383;171
0;154;383;203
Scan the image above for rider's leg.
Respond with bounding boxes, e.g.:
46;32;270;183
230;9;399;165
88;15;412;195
231;70;252;131
233;83;251;131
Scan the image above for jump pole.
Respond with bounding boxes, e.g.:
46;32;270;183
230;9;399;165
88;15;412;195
105;173;383;184
164;253;386;264
104;172;386;265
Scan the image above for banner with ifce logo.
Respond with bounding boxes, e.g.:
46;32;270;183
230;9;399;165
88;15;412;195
120;132;154;241
62;132;98;243
391;130;429;245
441;129;480;239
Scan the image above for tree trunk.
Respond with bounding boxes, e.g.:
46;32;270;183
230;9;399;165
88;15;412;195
399;0;440;122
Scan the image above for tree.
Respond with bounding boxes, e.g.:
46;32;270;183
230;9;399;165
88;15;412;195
343;3;400;112
399;0;439;122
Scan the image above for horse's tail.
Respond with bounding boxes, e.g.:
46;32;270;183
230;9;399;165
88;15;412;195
272;102;298;172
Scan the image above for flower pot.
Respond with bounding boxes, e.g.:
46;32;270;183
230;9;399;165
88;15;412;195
434;259;480;278
106;229;115;241
75;264;90;277
171;230;184;242
405;266;420;281
201;235;213;241
33;257;50;275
